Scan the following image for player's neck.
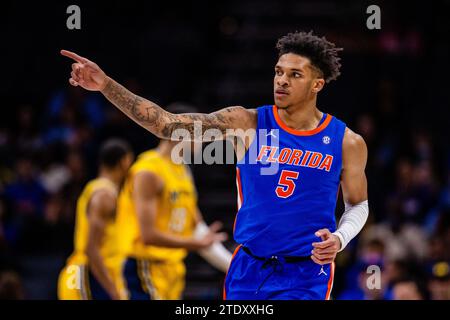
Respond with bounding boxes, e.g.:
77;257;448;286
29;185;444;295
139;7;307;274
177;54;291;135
156;141;174;159
157;142;191;165
98;169;121;189
278;99;323;131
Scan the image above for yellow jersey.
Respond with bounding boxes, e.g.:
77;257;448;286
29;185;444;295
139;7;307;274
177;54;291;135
66;177;119;269
116;150;197;262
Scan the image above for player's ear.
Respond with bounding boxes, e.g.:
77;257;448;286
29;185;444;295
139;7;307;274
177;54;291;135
312;78;325;93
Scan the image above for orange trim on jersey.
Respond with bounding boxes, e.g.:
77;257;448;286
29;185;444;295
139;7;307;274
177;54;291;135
325;262;335;300
222;244;242;300
236;168;243;209
233;168;243;234
272;105;332;136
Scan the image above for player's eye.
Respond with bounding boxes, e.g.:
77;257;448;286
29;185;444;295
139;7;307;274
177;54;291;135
293;72;302;78
275;70;283;76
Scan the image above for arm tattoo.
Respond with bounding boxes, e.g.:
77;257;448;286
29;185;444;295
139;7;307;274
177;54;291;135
101;78;250;140
160;109;240;139
102;78;161;125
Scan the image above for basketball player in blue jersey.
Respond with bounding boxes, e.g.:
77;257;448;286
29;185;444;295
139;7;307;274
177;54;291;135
61;30;369;300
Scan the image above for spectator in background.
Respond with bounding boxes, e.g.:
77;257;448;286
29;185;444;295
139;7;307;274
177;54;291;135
13;105;42;154
382;259;410;299
392;278;428;300
0;271;24;300
362;220;428;264
428;261;450;300
45;86;106;130
337;239;386;300
0;128;14;186
58;150;88;224
386;158;438;228
43;103;83;146
0;197;7;267
2;154;48;247
3;155;47;217
425;208;450;300
384;259;429;300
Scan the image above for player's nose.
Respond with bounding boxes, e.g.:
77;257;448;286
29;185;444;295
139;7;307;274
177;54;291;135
276;75;289;87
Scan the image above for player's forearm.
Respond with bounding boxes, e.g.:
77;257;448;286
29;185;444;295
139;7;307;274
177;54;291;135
100;77;238;141
194;222;232;272
142;228;202;250
332;200;369;252
100;77;169;138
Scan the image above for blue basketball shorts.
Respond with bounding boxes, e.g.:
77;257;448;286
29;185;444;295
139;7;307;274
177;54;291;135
223;245;335;300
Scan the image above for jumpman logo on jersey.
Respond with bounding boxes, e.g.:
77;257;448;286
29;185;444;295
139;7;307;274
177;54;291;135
266;130;277;138
318;266;328;276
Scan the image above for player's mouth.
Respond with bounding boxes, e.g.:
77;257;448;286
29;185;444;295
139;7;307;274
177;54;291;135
275;89;289;98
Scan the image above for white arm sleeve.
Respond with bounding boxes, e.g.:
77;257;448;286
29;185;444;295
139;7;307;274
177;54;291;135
194;222;232;273
332;200;369;252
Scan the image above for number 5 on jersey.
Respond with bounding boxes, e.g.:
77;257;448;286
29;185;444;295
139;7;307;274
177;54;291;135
275;170;299;198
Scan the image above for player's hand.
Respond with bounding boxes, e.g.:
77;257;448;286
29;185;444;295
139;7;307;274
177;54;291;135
310;228;341;265
195;221;228;250
60;50;108;91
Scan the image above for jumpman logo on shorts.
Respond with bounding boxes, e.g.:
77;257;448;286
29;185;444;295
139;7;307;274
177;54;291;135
318;266;328;276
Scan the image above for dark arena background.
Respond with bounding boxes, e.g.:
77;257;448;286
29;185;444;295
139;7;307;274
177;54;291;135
1;0;450;301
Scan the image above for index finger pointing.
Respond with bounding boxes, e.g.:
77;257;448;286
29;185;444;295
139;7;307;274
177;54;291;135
60;50;87;63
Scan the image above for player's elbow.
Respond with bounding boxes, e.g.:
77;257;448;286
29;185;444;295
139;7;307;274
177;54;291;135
141;234;155;246
85;243;100;261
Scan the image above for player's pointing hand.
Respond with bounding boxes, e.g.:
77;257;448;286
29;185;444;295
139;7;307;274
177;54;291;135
310;228;341;265
60;50;109;91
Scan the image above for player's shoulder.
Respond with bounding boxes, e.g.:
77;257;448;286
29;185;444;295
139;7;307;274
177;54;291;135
131;152;165;183
225;105;257;114
227;106;258;130
342;127;367;155
90;188;116;206
131;150;161;170
93;177;117;193
84;178;113;194
137;149;160;162
214;105;257;133
132;162;164;187
247;107;258;117
88;183;117;213
133;168;164;195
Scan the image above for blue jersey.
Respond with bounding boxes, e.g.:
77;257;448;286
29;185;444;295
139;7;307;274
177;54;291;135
234;105;346;257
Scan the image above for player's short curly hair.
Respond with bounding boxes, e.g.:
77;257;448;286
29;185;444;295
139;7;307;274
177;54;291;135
276;31;343;83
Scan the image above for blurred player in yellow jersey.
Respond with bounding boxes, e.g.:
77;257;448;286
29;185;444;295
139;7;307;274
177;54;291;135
58;139;134;300
116;104;233;300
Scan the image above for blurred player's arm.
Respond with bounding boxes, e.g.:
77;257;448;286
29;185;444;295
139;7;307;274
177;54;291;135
193;209;232;273
311;128;368;265
85;190;120;300
134;171;226;250
60;50;256;140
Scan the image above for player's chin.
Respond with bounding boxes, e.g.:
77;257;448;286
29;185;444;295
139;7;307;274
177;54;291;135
274;99;289;109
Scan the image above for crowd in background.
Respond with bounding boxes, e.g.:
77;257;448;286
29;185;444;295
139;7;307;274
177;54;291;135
1;0;449;300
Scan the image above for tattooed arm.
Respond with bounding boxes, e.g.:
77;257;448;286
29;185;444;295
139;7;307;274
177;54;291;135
101;77;255;140
60;50;256;140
